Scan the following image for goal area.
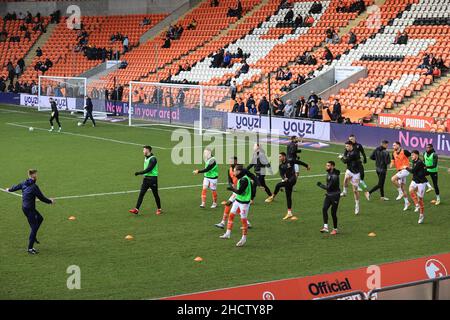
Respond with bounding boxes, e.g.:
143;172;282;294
128;81;231;135
38;76;87;112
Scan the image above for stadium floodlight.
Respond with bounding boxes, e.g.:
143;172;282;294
38;75;87;112
128;81;231;135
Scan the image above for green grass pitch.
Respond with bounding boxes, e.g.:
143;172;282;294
1;105;449;299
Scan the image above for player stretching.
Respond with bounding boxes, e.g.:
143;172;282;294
129;145;162;215
247;144;272;201
48;98;61;132
348;135;368;191
405;150;428;224
390;141;411;211
424;144;440;205
339;141;362;215
6;169;54;254
193;148;218;208
265;152;310;220
317;161;341;235
220;165;252;247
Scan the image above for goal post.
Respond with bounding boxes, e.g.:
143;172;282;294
38;76;87;112
128;81;231;135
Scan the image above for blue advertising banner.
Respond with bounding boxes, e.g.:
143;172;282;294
331;123;450;157
0;93;20;106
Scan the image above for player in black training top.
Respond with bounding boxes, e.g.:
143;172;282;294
349;134;367;191
48;97;62;132
405;150;428;224
265;152;310;220
317;161;341;235
339;141;362;215
247;143;272;201
82;96;96;127
287;136;302;180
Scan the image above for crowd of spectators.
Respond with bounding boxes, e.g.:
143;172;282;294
336;0;366;14
418;53;448;78
227;0;243;18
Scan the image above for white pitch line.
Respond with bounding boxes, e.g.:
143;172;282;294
6;123;169;150
0;188;22;197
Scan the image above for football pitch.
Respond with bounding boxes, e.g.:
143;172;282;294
1;104;449;300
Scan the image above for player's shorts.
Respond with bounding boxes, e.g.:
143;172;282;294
345;169;361;187
228;193;237;203
409;181;426;198
294;164;299;174
230;201;250;218
203;178;218;190
395;169;409;185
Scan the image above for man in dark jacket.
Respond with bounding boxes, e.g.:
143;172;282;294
317;161;340;234
6;169;54;254
247;144;272;199
366;140;391;201
258;96;269;115
82;96;96;126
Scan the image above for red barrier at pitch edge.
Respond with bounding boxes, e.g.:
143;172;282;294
163;252;450;300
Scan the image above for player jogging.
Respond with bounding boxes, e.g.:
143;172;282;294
6;169;55;254
247;144;272;200
366;140;391;201
265;152;310;220
405;150;427;224
48;97;61;132
287;136;302;185
193;148;218;208
349;135;368;191
390;141;411;211
129;145;162;215
424;144;440;205
317;161;341;235
339;141;362;215
220;165;252;247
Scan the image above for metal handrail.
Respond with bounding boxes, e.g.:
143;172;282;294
316;290;367;300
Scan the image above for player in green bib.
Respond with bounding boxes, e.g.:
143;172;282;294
129;145;162;215
193;148;219;208
424;144;440;205
220;165;251;247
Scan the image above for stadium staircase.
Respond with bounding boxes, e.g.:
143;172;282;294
21;22;57;77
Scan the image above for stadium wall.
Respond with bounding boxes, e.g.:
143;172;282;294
4;92;450;157
0;0;188;16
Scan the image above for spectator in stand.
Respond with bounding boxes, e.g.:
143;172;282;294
140;17;151;27
162;36;171;48
325;28;334;44
0;77;6;92
7;60;15;82
236;97;245;113
435;56;448;72
283;68;292;81
284;100;295;118
222;51;232;67
233;47;244;59
284;8;294;22
258;96;270;115
211;0;219;7
275;67;285;80
273;94;284;116
295;96;306;117
326;98;342;122
44;58;53;69
176;88;185;107
310;1;323;14
247;94;257;114
348;31;357;44
17;57;25;73
211;49;224;68
235;60;249;77
25;11;32;24
227;0;243;18
230;80;237;100
332;31;340;44
317;97;324;119
119;60;128;69
187;18;198;30
7;81;14;93
323;46;333;62
294;14;303;28
304;14;315;27
50;10;61;24
308;101;319;119
36;47;43;57
24;30;31;41
123;36;129;53
308;91;319;103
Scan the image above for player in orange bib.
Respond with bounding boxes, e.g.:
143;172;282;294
390;141;411;211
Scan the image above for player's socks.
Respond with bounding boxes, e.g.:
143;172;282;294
354;200;360;215
212;191;218;204
222;205;231;223
419;198;424;214
201;189;207;205
226;213;235;231
241;218;248;236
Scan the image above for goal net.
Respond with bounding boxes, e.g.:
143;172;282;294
38;76;86;112
128;81;231;135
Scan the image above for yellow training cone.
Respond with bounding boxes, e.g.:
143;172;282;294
125;235;134;240
194;256;203;262
368;232;376;237
68;216;76;221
